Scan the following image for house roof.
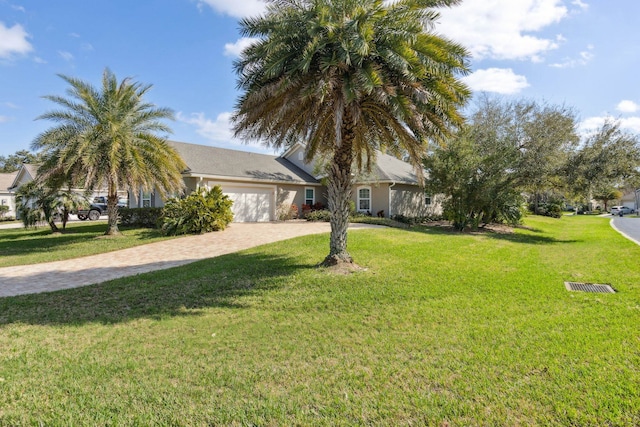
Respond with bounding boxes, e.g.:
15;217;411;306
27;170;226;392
169;141;320;185
365;153;420;184
0;172;18;192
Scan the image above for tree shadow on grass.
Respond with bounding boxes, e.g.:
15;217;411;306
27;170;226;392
0;224;165;260
0;252;309;327
395;223;577;245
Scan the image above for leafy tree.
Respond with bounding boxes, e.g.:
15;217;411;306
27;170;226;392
0;149;42;173
564;120;640;208
161;186;233;235
233;0;470;266
470;96;578;213
593;187;622;212
424;128;523;230
32;68;186;235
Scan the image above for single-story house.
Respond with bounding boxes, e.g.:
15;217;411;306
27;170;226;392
135;141;440;222
6;141;439;223
0;171;18;218
619;188;640;212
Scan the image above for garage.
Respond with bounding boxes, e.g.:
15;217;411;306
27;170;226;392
222;186;273;222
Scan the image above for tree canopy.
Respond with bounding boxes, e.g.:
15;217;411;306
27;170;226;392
32;68;186;235
233;0;470;265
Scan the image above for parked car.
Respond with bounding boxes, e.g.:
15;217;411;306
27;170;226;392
610;206;635;215
76;197;128;220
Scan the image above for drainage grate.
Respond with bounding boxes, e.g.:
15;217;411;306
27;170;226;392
564;282;616;293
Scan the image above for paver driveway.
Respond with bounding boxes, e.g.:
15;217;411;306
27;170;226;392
0;222;380;298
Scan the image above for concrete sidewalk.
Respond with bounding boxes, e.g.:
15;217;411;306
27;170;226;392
0;222;380;298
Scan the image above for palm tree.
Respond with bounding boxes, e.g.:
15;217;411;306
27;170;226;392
15;181;60;232
32;68;186;235
233;0;471;266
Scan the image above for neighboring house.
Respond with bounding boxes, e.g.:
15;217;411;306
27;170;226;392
0;171;18;218
619;188;640;212
138;141;439;222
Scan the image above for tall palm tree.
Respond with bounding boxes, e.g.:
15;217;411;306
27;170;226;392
33;68;186;235
233;0;471;266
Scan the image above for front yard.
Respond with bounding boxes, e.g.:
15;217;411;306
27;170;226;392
0;215;638;425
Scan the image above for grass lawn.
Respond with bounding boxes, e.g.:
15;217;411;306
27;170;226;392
0;215;639;425
0;221;175;267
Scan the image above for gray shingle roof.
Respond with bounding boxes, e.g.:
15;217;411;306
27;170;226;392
0;172;17;191
356;152;420;184
169;141;320;184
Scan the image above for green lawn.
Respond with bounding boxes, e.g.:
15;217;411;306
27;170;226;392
1;216;639;425
0;221;175;267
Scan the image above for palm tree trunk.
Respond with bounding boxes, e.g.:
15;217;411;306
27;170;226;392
322;115;355;266
105;184;120;235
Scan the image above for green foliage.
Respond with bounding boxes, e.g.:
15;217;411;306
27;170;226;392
161;186;233;235
0;149;42;173
0;205;9;219
119;207;164;228
564;120;640;204
305;209;331;222
233;0;470;262
424;130;524;231
32;68;186;235
529;200;563;218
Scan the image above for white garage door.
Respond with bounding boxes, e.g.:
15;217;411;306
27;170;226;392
223;187;273;222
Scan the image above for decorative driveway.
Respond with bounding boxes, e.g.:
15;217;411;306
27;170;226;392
0;222;381;298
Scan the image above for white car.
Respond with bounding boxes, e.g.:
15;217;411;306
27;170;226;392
611;206;635;215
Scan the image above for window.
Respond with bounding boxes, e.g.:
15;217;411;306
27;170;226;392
0;199;6;206
305;188;315;206
142;191;152;208
357;187;371;212
425;194;432;206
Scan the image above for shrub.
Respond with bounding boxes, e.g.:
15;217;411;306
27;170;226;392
161;186;233;235
278;203;298;221
305;209;331;222
119;207;164;228
530;200;563;218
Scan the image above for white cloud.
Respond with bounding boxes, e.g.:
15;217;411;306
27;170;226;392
0;22;33;59
571;0;589;10
178;111;234;141
58;51;74;61
549;44;594;68
0;115;10;123
224;37;259;57
196;0;266;18
437;0;568;61
462;68;530;94
177;111;272;151
616;100;640;114
579;115;640;135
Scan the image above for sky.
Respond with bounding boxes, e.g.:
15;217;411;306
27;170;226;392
1;0;640;157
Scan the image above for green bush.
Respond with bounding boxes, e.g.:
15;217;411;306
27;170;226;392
119;207;164;228
305;209;331;222
161;186;234;235
530;201;563;218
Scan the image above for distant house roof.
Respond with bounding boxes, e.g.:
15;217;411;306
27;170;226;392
0;172;18;192
169;141;320;185
9;164;39;190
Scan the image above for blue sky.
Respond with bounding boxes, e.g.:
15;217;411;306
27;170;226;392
1;0;639;157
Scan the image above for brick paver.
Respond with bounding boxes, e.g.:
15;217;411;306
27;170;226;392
0;222;380;298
